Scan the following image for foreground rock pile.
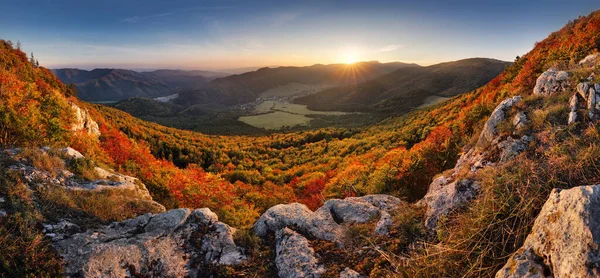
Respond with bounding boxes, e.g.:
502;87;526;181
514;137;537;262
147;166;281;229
255;194;401;277
496;185;600;278
420;95;531;231
4;147;164;212
54;208;246;277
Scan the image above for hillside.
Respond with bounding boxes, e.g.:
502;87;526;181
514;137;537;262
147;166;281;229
294;57;511;112
173;61;417;106
52;68;226;102
1;9;600;278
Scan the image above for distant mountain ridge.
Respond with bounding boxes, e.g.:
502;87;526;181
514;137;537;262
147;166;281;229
294;58;511;112
174;61;418;106
51;68;228;102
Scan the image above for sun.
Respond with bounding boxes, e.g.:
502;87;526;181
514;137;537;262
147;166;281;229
341;48;360;64
345;54;357;65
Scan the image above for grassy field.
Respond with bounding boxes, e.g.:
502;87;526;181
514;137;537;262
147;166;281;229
417;95;450;109
240;100;354;130
239;111;311;129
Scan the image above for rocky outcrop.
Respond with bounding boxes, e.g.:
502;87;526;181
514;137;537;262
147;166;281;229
70;103;100;137
569;81;600;123
477;96;522;148
254;194;402;242
422;96;530;231
496;185;600;278
54;208;246;277
578;53;600;67
532;68;569;96
5;147;163;211
340;267;362;278
275;228;326;278
255;195;401;277
422;177;480;230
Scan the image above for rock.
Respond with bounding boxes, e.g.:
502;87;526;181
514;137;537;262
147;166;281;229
477;96;522;148
340;267;362;278
587;87;597;110
496;248;547;278
70;103;100;137
533;68;569;96
53;208;246;277
374;211;393;235
595;84;600;109
569;111;578;125
254;203;315;238
497;135;531;162
275;228;326;278
254;195;402;243
422;96;532;232
43;220;81;241
60;147;84;159
569;93;580;112
579;53;600;67
578;82;590;99
496;185;600;278
201;222;247;265
512;112;528;130
423;178;480;230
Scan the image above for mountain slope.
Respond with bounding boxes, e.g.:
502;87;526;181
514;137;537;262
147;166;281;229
51;68;227;102
173;61;418;106
294;58;510;112
2;9;600;278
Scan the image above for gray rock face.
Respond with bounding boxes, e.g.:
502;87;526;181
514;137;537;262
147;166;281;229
496;135;531;162
496;185;600;278
275;228;326;278
569;82;600;124
533;68;569;96
579;53;600;67
577;82;590;99
512;112;528;130
54;208;246;277
339;267;362;278
477;96;522;148
254;195;402;242
60;147;84;159
423;178;480;230
5;148;165;212
70;103;100;137
423;97;530;232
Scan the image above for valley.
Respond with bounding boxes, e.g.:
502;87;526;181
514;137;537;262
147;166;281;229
2;2;600;277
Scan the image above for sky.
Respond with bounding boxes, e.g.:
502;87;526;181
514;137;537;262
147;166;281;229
1;0;599;71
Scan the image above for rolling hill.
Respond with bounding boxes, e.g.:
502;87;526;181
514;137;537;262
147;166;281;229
172;61;418;106
294;58;511;112
51;68;227;102
3;9;600;278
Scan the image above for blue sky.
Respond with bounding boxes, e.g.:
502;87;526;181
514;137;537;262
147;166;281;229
1;0;599;70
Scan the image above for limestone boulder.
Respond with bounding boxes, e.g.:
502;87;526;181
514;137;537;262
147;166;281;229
70;103;100;137
275;228;326;278
254;195;403;242
496;185;600;278
532;68;569;96
53;208;246;277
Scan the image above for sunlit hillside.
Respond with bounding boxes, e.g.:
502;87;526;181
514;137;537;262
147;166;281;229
2;4;600;278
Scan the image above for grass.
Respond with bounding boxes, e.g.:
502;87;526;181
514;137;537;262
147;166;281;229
0;148;166;277
239;111;312;130
241;101;354;130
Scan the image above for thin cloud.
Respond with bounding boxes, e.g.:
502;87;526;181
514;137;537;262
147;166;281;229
378;44;405;52
122;12;174;23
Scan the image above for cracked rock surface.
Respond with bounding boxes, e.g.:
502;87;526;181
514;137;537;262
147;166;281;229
54;208;246;277
496;185;600;278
